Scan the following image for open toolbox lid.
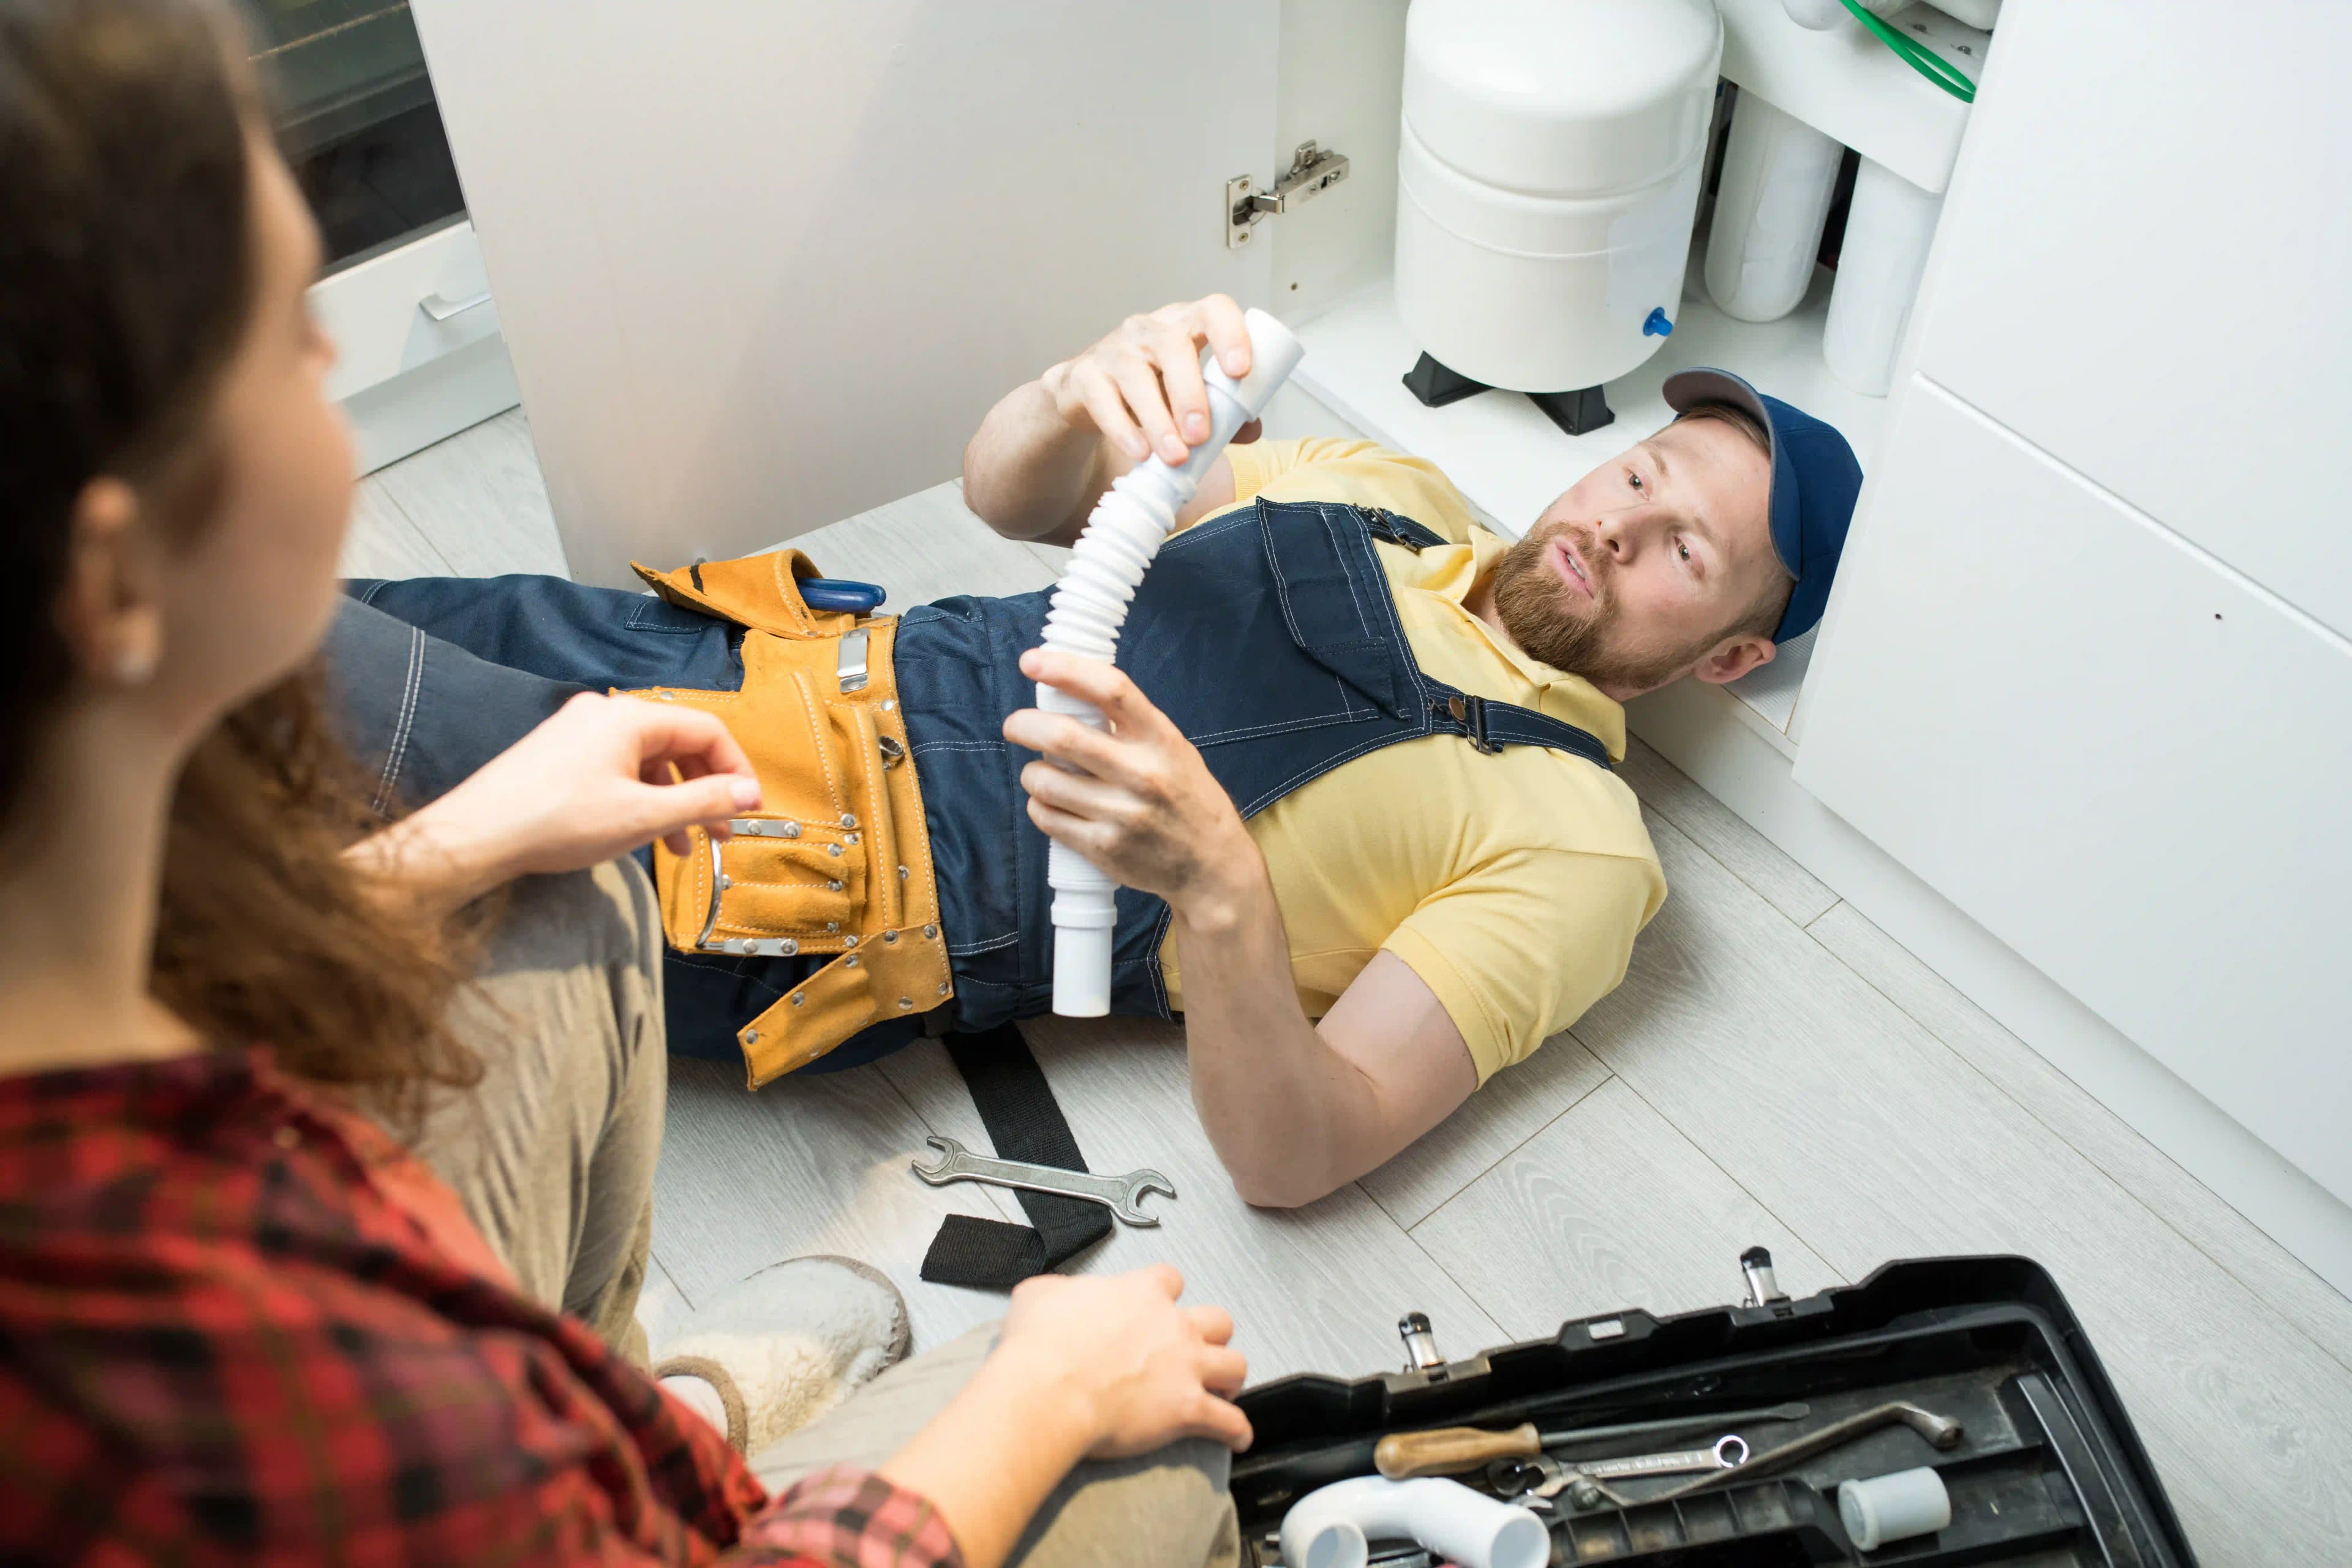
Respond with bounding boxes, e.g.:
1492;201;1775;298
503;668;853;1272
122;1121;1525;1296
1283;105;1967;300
1231;1254;2197;1566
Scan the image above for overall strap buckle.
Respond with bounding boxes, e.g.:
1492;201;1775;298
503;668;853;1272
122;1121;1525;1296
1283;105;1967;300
1361;507;1427;552
1439;693;1503;755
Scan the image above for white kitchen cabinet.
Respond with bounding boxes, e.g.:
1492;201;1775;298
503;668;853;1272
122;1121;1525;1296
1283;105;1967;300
410;1;1280;588
1790;0;2352;1272
1902;3;2352;639
1795;379;2352;1204
310;219;521;475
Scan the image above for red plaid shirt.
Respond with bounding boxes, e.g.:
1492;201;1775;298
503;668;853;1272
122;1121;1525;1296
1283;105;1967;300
0;1049;963;1568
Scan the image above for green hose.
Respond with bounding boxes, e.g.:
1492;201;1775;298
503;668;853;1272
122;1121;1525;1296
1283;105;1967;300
1838;0;1978;103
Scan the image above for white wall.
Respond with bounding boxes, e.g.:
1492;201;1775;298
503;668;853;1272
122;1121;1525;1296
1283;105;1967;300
413;1;1280;586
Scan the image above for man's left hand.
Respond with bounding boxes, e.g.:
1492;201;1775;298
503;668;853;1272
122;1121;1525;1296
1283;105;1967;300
1005;649;1256;916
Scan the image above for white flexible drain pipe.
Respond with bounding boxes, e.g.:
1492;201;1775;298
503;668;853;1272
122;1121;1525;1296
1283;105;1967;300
1278;1476;1550;1568
1037;307;1304;1016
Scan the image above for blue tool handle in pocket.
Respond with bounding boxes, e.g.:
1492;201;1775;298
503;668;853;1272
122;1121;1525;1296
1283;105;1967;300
801;578;887;614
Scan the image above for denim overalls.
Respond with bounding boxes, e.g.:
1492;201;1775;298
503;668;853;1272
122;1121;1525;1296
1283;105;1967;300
337;499;1608;1071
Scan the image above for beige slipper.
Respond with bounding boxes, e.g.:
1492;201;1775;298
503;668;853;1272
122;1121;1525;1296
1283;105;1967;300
654;1254;911;1455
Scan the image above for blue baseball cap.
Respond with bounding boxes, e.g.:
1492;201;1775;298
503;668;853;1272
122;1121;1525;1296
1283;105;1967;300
1662;368;1862;643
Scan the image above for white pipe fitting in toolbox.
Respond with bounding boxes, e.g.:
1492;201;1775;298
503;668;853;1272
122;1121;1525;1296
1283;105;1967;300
1036;308;1303;1017
1839;1465;1953;1550
1278;1476;1549;1568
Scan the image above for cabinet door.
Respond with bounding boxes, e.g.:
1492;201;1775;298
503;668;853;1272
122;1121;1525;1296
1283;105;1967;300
411;2;1278;586
1907;0;2352;639
1795;380;2352;1206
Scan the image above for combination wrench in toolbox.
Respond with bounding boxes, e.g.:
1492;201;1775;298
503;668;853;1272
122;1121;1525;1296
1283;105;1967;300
1494;1434;1749;1510
910;1135;1176;1227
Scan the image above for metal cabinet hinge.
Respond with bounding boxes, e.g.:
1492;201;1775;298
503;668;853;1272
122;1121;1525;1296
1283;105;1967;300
1226;140;1351;249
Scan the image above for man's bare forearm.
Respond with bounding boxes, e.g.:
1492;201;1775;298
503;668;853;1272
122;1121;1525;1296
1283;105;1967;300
1170;850;1392;1208
962;372;1113;545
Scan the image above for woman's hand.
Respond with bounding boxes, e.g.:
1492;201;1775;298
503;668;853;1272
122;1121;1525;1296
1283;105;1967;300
350;691;759;913
995;1264;1251;1460
1003;650;1258;923
878;1266;1249;1568
1041;294;1264;467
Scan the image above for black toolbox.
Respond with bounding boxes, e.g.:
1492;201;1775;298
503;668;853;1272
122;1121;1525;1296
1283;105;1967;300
1231;1253;2196;1566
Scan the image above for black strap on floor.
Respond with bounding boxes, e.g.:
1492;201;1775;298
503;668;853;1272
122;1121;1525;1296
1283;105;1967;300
918;1024;1112;1290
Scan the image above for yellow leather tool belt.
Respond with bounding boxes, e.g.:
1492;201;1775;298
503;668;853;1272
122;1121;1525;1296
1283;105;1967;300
624;548;951;1087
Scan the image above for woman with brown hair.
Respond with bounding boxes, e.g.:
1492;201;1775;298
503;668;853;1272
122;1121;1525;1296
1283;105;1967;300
0;1;1252;1562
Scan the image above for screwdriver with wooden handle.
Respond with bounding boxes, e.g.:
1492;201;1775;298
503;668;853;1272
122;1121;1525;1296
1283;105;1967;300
1372;1401;1810;1479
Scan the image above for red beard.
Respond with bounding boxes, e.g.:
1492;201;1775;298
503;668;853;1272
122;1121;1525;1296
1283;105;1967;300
1487;519;1703;693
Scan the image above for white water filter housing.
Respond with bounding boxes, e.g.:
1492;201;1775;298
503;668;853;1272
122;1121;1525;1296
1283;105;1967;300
1395;0;1721;394
1703;92;1843;323
1037;309;1303;1017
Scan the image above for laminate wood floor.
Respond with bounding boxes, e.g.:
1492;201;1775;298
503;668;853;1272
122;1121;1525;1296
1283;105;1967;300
350;412;2352;1565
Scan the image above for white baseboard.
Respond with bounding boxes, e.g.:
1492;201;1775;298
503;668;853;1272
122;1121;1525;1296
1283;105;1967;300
344;332;523;476
1628;677;2352;1300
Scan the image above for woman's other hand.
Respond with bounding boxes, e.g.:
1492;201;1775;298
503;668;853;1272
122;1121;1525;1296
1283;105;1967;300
878;1266;1249;1568
997;1264;1251;1459
351;691;758;912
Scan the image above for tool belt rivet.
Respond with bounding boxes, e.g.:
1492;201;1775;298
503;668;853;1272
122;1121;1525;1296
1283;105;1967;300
743;1029;759;1044
844;935;859;948
845;833;860;845
827;844;843;858
719;874;731;890
840;813;858;828
899;997;913;1009
898;865;909;880
883;931;898;944
845;956;860;968
922;924;938;938
791;993;805;1007
880;699;895;711
826;921;840;932
829;880;843;892
937;981;950;994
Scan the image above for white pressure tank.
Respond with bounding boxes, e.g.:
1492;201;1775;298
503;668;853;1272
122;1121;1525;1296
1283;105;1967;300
1396;0;1722;401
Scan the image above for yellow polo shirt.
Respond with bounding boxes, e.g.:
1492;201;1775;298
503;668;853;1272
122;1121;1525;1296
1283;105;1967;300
1156;439;1666;1082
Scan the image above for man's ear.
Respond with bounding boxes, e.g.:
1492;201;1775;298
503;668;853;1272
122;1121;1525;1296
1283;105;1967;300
1691;633;1776;687
57;477;167;687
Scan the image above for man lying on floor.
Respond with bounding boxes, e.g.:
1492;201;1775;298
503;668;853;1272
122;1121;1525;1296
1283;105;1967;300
332;294;1861;1209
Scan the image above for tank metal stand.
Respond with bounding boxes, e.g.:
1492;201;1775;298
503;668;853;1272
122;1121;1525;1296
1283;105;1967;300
1402;352;1490;408
1528;384;1614;435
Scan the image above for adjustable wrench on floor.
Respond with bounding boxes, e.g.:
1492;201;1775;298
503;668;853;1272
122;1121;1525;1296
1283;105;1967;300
911;1135;1176;1227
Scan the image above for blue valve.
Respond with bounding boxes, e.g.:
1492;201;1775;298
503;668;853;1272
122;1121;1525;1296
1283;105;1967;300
801;577;887;614
1643;307;1674;338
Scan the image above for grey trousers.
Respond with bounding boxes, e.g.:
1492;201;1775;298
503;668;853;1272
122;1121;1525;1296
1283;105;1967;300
398;851;1238;1567
405;855;669;1366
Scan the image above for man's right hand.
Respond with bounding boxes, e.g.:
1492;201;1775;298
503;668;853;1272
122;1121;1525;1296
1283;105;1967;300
1040;295;1264;469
